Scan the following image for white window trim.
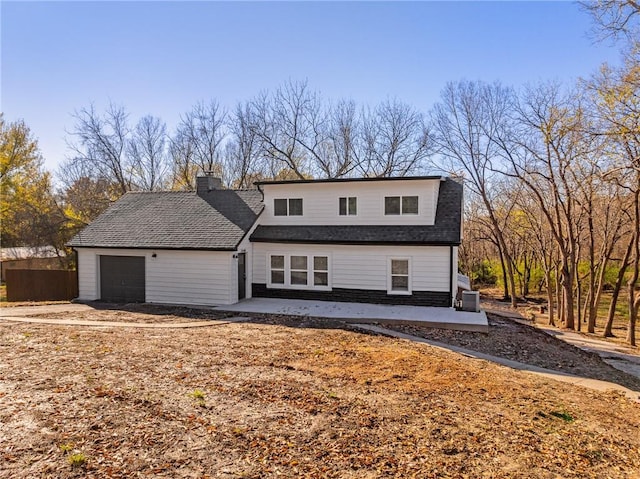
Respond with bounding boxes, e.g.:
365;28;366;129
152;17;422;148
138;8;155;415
338;196;357;216
312;255;330;288
383;195;419;216
387;257;412;295
267;253;332;291
289;255;309;286
274;198;304;216
268;254;286;286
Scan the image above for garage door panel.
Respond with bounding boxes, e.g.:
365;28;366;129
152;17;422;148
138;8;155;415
100;256;145;303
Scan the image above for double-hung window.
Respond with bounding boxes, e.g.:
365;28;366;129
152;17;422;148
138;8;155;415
274;198;303;216
388;258;411;294
290;256;308;285
313;256;329;286
384;196;418;215
270;255;285;285
268;254;330;290
339;197;357;216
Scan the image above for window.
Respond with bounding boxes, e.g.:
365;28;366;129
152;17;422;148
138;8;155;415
385;196;401;215
267;254;330;290
388;258;411;294
274;199;288;216
339;197;357;216
289;198;303;216
402;196;418;214
384;196;418;215
270;255;285;284
313;256;329;286
274;198;303;216
290;255;308;285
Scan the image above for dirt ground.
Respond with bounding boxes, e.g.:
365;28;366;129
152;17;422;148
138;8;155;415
480;291;640;350
385;314;640;392
1;305;640;478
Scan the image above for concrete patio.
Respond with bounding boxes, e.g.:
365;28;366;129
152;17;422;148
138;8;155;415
215;298;489;332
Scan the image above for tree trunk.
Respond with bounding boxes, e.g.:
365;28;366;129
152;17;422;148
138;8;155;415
546;268;555;326
582;289;592;332
497;246;510;301
604;238;634;337
626;191;639;346
589;255;610;333
562;258;576;330
556;265;565;326
626;288;638;346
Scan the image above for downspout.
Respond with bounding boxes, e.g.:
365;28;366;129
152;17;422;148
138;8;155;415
449;245;454;308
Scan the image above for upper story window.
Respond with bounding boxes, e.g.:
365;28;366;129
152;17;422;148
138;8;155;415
384;196;418;215
339;197;357;216
274;198;303;216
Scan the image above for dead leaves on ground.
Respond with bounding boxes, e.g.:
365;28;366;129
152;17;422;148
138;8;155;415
0;310;639;478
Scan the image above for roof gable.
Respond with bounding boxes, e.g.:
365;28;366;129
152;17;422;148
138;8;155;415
69;190;263;251
250;177;462;245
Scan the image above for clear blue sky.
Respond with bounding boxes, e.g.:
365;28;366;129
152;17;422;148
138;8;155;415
2;1;619;174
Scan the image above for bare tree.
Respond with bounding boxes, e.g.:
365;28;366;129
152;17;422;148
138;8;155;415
66;103;132;195
589;59;640;345
173;100;228;182
223;102;265;188
322;99;361;178
128;115;169;191
248;81;317;179
431;80;519;308
65;104;172;194
169;128;197;190
582;0;640;41
498;83;594;330
360;99;431;177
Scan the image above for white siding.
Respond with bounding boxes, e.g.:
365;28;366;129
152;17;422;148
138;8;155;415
75;248;235;305
253;243;451;293
260;179;441;226
451;247;459;296
77;248;102;300
236;217;262;299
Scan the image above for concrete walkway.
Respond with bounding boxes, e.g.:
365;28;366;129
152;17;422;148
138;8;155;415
216;297;489;332
0;304;250;328
0;316;250;329
354;323;640;402
0;303;95;318
1;300;488;331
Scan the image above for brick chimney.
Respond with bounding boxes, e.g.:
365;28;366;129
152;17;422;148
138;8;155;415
196;173;223;195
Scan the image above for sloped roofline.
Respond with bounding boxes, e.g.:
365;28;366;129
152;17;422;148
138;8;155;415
255;175;444;186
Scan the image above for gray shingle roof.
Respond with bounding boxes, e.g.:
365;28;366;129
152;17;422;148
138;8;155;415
69;190;263;250
250;177;462;245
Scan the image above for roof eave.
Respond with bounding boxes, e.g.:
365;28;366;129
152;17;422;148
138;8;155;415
69;245;238;252
249;238;461;246
255;175;443;186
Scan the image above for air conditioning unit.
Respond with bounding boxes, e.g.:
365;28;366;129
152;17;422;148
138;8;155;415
461;291;480;313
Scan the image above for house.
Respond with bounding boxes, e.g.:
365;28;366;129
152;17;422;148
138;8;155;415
69;175;463;308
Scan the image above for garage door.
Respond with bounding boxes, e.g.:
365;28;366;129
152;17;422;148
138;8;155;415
100;255;145;303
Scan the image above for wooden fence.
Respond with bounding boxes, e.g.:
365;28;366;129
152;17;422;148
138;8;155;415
6;269;78;302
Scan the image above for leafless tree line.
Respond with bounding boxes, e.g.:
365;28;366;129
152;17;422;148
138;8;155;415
448;68;639;345
453;1;640;344
61;80;432;194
